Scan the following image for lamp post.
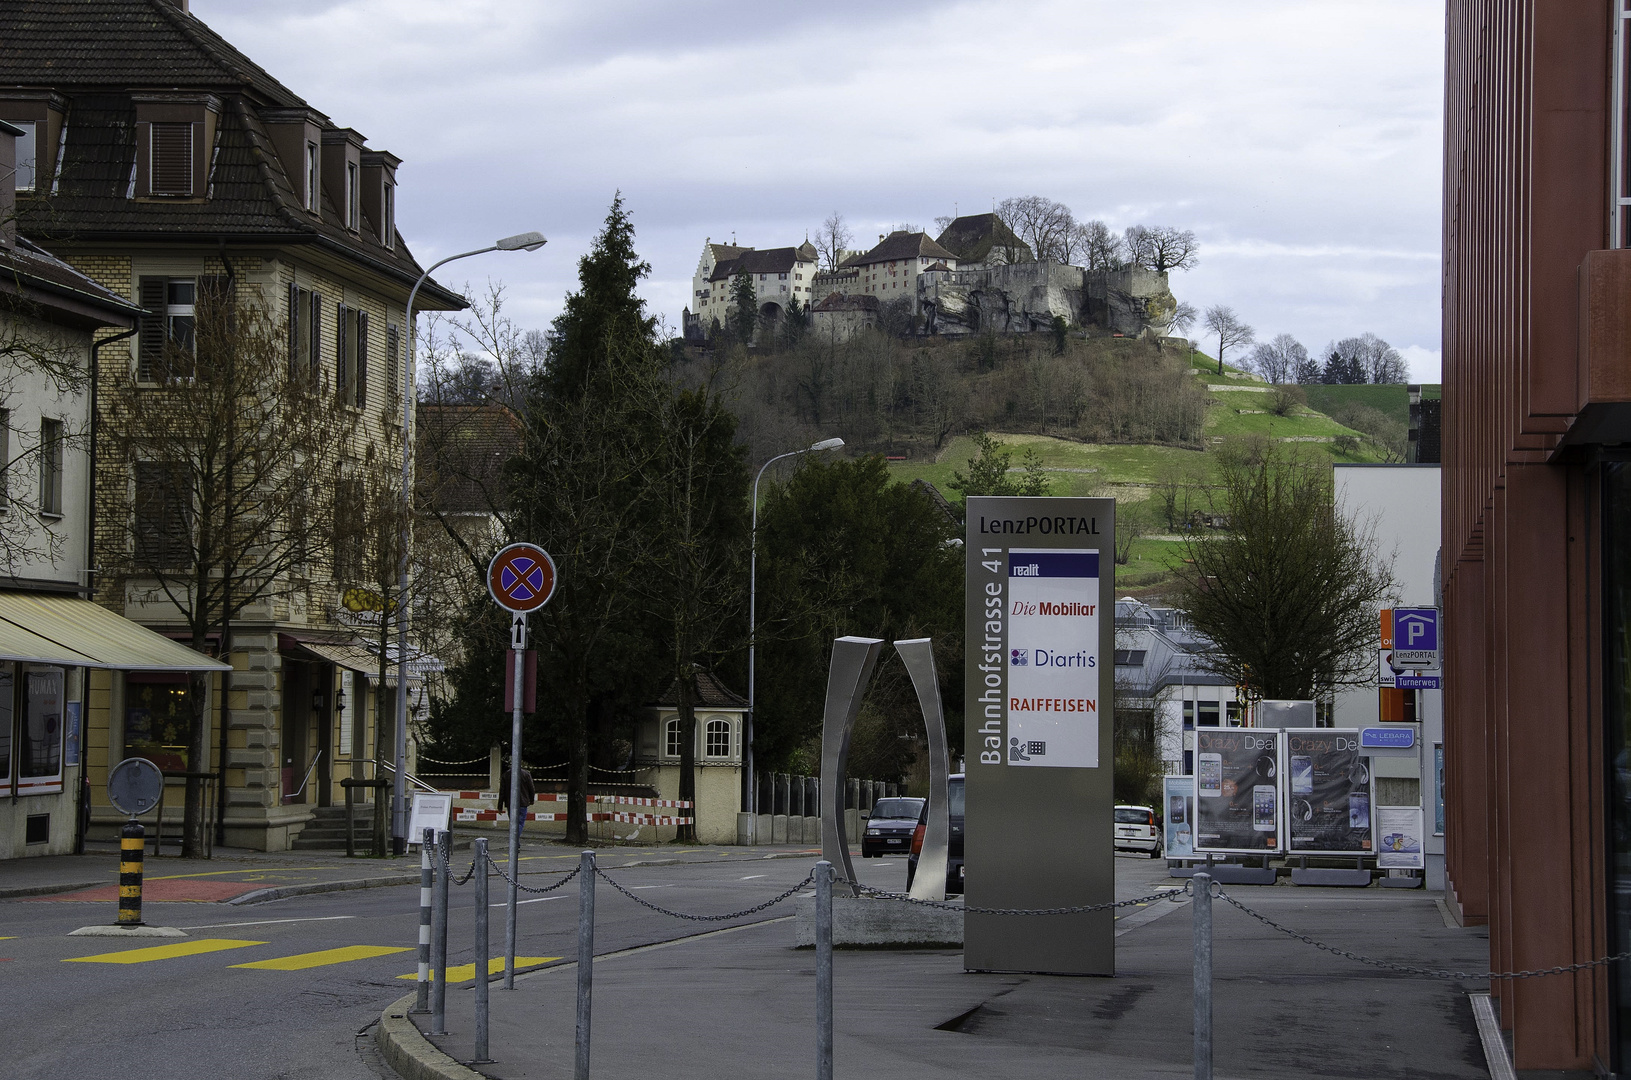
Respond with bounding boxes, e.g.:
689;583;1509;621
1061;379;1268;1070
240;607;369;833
745;437;843;827
391;231;546;855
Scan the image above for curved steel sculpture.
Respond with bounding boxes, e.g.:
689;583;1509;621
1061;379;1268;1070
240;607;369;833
820;636;884;896
895;638;950;901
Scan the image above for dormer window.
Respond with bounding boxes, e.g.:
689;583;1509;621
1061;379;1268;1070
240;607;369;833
10;121;35;191
150;122;193;195
345;161;358;230
381;183;394;248
305;142;319;212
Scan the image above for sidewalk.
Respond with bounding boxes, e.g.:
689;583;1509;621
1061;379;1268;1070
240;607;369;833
383;880;1496;1080
0;838;824;905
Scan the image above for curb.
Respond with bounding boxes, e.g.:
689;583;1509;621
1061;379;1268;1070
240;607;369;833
375;992;488;1080
0;880;106;901
228;874;418;906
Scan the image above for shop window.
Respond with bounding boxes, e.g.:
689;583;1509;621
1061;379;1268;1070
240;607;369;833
0;663;11;796
705;719;731;758
124;672;191;772
664;718;682;758
17;665;64;794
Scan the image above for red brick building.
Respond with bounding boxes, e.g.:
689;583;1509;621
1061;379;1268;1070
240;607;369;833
1443;3;1631;1071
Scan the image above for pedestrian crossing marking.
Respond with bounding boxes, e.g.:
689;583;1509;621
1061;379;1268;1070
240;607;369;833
231;945;411;971
64;938;266;964
397;956;560;982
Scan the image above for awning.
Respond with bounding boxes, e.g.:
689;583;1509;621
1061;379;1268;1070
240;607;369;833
279;634;442;685
0;593;230;671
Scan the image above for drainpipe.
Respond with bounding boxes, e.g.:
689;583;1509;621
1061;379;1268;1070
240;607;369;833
80;325;138;856
214;242;236;848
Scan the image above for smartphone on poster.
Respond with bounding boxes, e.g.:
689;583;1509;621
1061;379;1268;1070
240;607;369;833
1252;785;1276;831
1198;753;1223;796
1350;792;1370;829
1291;755;1313;795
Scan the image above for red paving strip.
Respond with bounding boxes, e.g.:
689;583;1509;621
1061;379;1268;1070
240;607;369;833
32;879;262;903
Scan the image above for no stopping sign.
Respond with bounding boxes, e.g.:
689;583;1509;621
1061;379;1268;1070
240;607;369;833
487;543;557;613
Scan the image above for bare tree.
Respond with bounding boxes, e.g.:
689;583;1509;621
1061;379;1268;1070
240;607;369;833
1076;220;1125;270
996;196;1075;261
1137;226;1200;273
1246;333;1308;385
1203;305;1254;375
1170;301;1198;339
103;278;357;856
1348;332;1409;384
815;212;852;272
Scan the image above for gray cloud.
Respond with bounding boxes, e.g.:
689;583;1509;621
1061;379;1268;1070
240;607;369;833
195;0;1444;380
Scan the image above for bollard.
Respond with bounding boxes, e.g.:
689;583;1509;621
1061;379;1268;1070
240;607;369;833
1193;871;1212;1080
118;819;145;926
472;837;492;1064
815;859;834;1080
431;829;451;1035
415;827;434;1013
571;850;596;1080
344;780;356;858
575;850;595;1080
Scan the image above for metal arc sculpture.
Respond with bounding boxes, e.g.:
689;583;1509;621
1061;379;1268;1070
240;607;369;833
819;637;884;896
895;639;951;901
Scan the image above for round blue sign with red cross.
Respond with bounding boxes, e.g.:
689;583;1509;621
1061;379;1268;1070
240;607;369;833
486;543;558;613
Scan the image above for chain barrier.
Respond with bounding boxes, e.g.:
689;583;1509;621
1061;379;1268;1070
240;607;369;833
435;839;481;887
418;754;490;766
1217;889;1631;981
485;854;582;895
595;866;817;922
847;880;1181;916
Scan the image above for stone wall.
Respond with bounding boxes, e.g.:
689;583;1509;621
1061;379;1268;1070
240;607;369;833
1082;266;1178;337
919;260;1087;336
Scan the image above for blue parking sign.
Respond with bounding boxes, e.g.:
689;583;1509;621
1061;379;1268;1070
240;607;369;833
1391;607;1439;666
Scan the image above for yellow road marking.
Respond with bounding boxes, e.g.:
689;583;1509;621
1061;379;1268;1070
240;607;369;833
145;867;333;881
0;936;14;940
231;945;410;971
64;938;265;964
397;956;560;981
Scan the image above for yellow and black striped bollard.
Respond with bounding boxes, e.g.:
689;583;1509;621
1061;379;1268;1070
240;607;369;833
118;819;145;926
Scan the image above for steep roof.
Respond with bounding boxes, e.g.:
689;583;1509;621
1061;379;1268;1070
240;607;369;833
851;231;959;267
416;405;522;515
708;243;749;264
934;213;1031;264
708;246;816;282
652;671;747;709
1;0;311;108
0;1;462;309
0;235;144;328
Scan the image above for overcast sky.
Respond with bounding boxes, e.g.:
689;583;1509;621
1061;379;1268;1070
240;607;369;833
194;0;1445;381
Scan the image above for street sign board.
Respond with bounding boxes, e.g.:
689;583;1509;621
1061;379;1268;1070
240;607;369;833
1379;650;1441;690
407;792;453;844
1382;607;1439;668
1361;726;1416;750
487;543;557;614
108;756;164;816
964;495;1114;976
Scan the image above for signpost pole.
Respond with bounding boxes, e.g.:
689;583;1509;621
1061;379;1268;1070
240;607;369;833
504;611;525;990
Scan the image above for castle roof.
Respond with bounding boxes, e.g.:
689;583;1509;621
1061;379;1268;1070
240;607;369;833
934;213;1032;264
708;245;817;282
851;231;959;267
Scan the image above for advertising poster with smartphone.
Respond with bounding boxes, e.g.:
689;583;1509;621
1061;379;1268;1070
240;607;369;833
1163;775;1195;858
1195;729;1284;853
1284;728;1373;853
1376;806;1426;869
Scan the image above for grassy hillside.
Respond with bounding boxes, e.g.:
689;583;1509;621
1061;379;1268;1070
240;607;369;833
885;349;1408;598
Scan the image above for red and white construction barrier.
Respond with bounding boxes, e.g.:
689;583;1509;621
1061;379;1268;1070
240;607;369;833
454;809;693;826
452;792;693;809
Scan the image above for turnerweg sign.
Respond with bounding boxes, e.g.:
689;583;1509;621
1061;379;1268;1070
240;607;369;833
964;495;1115;977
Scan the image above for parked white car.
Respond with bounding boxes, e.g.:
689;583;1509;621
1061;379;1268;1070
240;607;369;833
1115;804;1162;857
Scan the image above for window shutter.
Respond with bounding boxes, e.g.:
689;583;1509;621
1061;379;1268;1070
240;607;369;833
287;282;298;378
150;122;193;196
137;277;168;381
355;310;368;407
309;292;322;380
386;325;399;401
336;302;348;399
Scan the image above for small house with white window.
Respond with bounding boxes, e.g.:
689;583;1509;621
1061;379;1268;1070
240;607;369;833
636;673;746;844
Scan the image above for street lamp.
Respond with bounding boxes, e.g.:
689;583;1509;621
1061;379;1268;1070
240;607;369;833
391;231;547;855
745;436;844;827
